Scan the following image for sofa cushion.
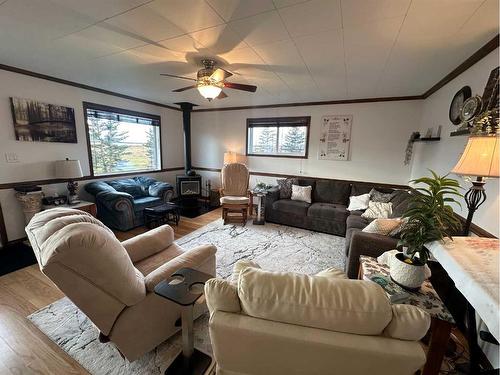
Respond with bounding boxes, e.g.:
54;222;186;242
272;199;310;216
313;180;351;204
308;203;348;222
351;183;394;197
133;196;162;212
291;184;312;203
108;179;147;198
277;178;297;199
390;190;412;218
85;181;116;196
238;267;393;336
297;178;316;191
346;214;369;230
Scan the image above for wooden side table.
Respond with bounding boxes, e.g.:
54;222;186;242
43;200;97;217
359;256;454;375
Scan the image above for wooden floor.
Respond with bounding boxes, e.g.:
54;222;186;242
0;208;222;375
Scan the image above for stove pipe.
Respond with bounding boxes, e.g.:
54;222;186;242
178;102;195;176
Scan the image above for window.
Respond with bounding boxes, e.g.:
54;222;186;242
246;117;310;158
83;102;161;176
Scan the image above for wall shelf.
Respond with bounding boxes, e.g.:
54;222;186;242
414;137;441;142
450;129;471;137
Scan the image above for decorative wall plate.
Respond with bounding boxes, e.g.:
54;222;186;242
460;95;482;123
449;86;471;125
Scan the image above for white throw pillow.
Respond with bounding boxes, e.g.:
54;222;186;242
362;201;393;219
291;184;312;203
347;193;371;211
362;218;402;235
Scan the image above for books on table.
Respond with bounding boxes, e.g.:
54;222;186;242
369;274;410;304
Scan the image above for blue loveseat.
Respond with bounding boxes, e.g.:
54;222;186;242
85;176;174;231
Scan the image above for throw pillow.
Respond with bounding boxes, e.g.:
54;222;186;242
388;217;409;237
369;188;394;203
291;184;312;203
347;193;371;211
363;218;402;236
362;201;393;219
277;178;297;199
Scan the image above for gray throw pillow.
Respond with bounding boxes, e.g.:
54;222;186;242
369;188;394;203
277;178;297;199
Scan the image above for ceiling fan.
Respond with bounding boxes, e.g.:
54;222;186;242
161;59;257;101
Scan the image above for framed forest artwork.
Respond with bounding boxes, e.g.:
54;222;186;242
10;97;77;143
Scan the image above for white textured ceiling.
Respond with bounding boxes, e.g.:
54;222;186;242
0;0;498;109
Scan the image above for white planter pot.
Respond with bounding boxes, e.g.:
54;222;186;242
389;253;426;291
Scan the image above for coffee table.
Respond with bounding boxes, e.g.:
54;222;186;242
144;203;180;229
359;255;454;375
154;268;213;375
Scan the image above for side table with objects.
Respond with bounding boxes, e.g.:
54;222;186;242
359;255;454;375
154;268;214;375
144;203;180;229
43;200;97;217
249;190;267;225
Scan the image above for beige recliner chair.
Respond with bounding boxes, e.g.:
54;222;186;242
205;262;430;375
220;163;250;225
26;208;216;361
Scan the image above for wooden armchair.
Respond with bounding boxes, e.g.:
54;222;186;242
219;163;250;225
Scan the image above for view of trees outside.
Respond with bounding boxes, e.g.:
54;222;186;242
249;126;306;156
88;116;160;175
279;126;306;154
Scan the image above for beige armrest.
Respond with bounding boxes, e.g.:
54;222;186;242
205;278;241;314
144;244;217;292
121;225;174;263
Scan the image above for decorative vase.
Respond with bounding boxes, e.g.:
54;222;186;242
389;252;426;291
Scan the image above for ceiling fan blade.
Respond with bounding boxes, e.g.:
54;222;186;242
160;73;197;82
223;82;257;92
216;91;228;99
172;85;198;92
210;68;233;82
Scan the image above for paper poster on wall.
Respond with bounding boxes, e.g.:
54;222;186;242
318;115;352;161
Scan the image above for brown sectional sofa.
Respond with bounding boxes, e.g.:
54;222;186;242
264;177;412;278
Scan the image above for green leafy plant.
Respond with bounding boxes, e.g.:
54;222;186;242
398;170;463;264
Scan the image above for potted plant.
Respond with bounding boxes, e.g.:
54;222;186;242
390;170;462;290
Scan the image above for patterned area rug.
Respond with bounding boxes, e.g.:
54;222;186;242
28;219;345;375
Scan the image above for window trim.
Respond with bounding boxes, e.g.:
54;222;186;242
246;116;311;159
83;102;163;178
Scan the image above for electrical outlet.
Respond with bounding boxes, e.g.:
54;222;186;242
5;152;19;163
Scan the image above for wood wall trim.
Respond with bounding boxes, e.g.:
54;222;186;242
0;167;185;190
0;63;181;111
192;166;410;190
422;34;499;98
0;202;8;247
192;95;424;113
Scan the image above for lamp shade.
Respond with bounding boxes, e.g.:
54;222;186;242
452;135;499;178
55;159;83;179
224;151;247;165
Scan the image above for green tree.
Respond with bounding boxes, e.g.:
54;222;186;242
280;127;305;154
144;127;158;169
254;127;277;153
89;118;129;174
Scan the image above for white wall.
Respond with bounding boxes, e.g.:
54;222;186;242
0;69;184;243
191;100;423;188
410;49;499;237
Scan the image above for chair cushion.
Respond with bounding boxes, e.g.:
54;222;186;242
272;199;310;216
308;202;348;221
313;180;351;204
220;196;250;205
108;179;147;198
238;267;392;336
133;196;162;212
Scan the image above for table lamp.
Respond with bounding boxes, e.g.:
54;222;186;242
55;158;83;205
451;134;499;235
223;151;247;165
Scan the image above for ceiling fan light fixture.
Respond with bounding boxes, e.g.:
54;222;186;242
197;82;222;100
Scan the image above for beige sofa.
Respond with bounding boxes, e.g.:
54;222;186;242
26;208;216;361
205;262;430;375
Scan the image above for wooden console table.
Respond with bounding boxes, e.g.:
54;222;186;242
43;200;97;217
427;237;499;373
359;256;454;375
